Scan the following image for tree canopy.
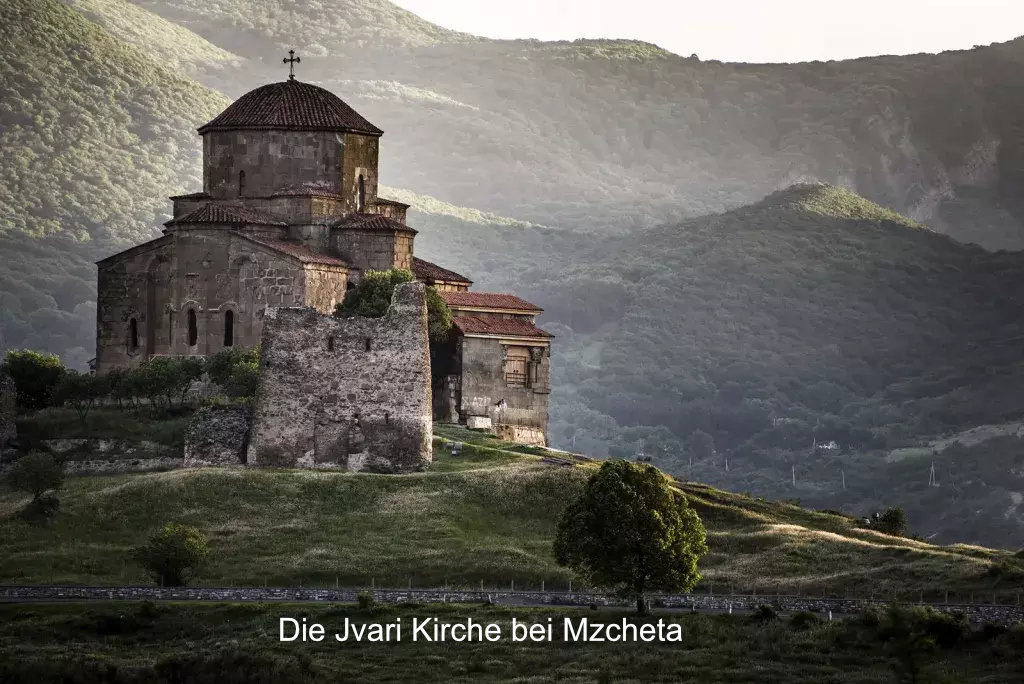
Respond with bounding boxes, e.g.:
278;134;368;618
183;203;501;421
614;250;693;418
554;460;708;613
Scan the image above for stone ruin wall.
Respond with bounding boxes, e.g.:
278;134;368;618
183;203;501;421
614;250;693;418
247;282;432;473
183;405;252;467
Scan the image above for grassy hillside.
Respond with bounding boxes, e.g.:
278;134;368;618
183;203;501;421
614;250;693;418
3;602;1023;683
69;0;243;77
2;430;1020;600
0;0;228;242
3;1;1024;547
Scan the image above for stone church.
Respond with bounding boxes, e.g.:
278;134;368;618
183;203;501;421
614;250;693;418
95;63;552;457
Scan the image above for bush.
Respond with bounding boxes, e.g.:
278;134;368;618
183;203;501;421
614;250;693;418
206;348;259;387
335;269;452;342
133;523;210;587
5;452;63;501
751;604;779;623
224;360;260;399
864;507;908;536
20;492;60;524
356;591;375;610
789;610;820;629
1;349;66;410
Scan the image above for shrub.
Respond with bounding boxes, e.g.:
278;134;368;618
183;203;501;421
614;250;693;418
751;604;779;623
20;492;60;524
133;523;210;587
6;452;63;501
335;269;452;342
864;507;908;536
206;348;259;387
1;349;66;410
789;610;820;629
224;360;260;399
356;591;375;610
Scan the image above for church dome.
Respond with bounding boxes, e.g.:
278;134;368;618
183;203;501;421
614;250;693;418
197;80;382;136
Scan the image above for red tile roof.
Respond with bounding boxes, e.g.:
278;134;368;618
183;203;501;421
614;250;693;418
332;213;417;234
165;203;285;227
272;182;343;198
372;197;411;209
454;316;551;339
238;234;347;266
439;291;542;312
198;80;382;136
412;257;472;285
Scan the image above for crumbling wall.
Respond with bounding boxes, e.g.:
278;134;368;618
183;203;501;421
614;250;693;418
247;282;432;473
183;405;251;467
0;375;16;452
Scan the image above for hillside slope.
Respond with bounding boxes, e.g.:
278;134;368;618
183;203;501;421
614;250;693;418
1;432;1020;599
104;1;1024;247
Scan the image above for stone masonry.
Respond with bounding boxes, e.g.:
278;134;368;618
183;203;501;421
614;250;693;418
183;405;252;466
247;282;432;472
94;73;552;446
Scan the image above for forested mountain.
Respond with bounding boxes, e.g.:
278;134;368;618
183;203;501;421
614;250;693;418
4;0;1024;544
87;0;1024;248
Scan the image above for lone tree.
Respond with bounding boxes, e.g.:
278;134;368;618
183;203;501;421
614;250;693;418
5;452;63;522
6;452;63;502
554;460;708;614
133;523;210;587
868;506;908;537
335;268;452;342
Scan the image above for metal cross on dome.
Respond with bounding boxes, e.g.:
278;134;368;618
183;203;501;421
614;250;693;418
283;50;300;80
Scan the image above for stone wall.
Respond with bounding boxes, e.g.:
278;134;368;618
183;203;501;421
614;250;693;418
0;375;15;452
96;229;328;372
2;585;1021;625
61;457;184;475
183;405;251;466
303;265;349;313
341;133;379;212
459;337;550;443
247;282;432;472
334;229;414;274
204;130;344;200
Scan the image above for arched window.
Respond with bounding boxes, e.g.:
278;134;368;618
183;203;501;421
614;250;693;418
129;318;139;351
187;309;198;346
238;170;246;197
223;310;234;348
327;336;335;351
357;174;366;212
365;337;372;352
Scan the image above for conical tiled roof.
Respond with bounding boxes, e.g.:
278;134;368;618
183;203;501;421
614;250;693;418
198;80;382;136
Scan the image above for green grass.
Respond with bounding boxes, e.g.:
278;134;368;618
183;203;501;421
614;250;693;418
16;407;191;450
1;602;1021;683
2;436;1022;599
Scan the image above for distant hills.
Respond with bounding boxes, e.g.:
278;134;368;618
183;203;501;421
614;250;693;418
3;0;1024;545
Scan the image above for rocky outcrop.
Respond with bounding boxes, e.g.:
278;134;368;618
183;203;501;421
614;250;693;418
183;405;251;467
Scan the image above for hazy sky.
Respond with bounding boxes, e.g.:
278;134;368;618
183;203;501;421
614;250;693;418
391;0;1024;63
